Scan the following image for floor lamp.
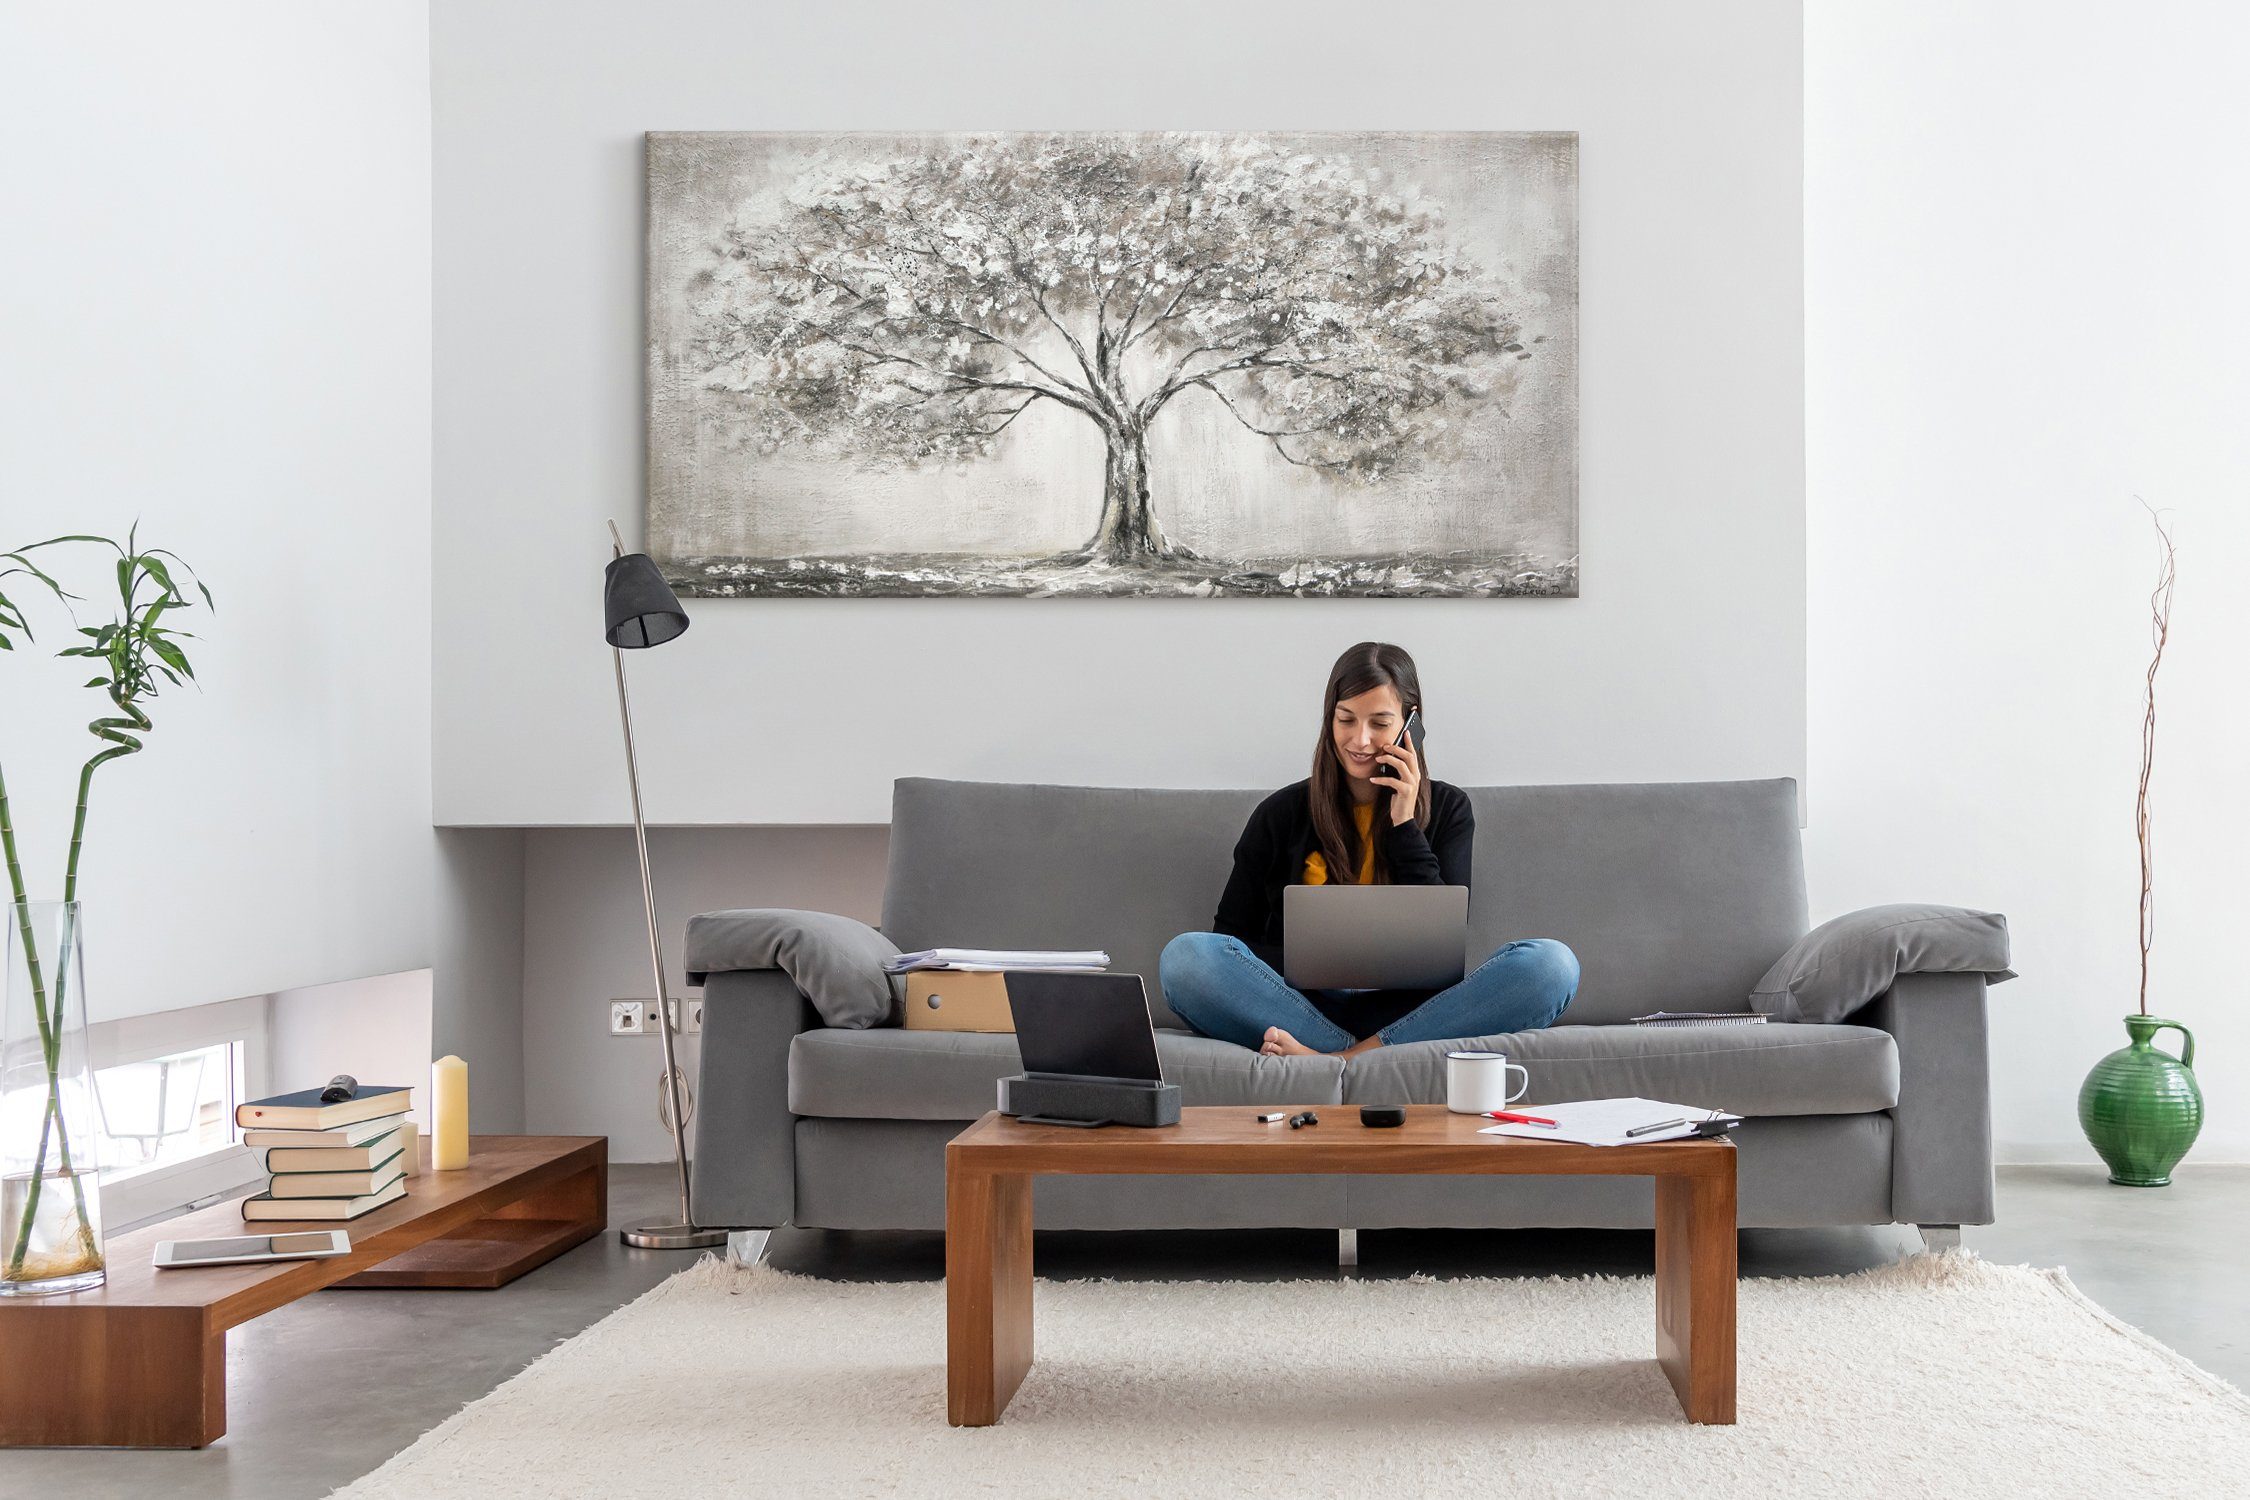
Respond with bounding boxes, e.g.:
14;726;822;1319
603;522;727;1251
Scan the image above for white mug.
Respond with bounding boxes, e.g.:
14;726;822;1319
1446;1049;1530;1115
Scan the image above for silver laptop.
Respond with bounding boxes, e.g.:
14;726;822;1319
1282;885;1470;990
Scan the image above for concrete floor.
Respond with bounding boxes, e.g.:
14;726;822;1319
1;1162;2241;1500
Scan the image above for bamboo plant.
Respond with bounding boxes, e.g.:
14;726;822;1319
1;529;209;1282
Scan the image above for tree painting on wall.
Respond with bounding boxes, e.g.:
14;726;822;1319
646;131;1577;598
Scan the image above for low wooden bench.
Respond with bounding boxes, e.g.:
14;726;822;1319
0;1134;606;1448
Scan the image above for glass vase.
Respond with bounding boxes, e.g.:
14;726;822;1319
2;901;106;1295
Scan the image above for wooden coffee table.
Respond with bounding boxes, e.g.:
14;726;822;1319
0;1134;605;1448
945;1106;1735;1426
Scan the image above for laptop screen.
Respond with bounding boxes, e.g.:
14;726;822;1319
1004;972;1165;1082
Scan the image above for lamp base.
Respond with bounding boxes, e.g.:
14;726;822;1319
620;1220;731;1250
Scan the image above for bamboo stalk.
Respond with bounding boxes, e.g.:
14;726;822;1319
2;535;203;1280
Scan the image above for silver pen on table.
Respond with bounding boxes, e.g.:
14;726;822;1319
1626;1107;1723;1138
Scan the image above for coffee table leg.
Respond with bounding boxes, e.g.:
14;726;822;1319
1654;1167;1737;1424
946;1165;1033;1426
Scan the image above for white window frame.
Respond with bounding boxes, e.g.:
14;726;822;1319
86;994;270;1229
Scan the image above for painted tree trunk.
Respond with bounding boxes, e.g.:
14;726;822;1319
1077;428;1189;563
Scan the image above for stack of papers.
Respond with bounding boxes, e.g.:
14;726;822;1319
1477;1097;1743;1146
882;947;1110;974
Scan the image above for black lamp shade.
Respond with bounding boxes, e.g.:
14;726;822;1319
603;553;690;649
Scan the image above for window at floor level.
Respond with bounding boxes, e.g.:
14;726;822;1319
92;1040;238;1179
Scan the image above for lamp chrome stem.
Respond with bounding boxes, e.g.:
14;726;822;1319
612;643;725;1250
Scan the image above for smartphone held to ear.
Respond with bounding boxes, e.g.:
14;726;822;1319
1383;708;1424;794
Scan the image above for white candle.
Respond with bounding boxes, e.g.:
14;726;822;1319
432;1055;469;1170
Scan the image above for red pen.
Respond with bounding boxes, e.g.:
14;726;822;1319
1486;1110;1559;1129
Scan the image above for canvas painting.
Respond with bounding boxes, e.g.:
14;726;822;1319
646;131;1578;598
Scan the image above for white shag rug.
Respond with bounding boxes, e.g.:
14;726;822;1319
330;1251;2245;1500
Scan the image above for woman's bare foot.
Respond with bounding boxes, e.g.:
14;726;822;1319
1258;1027;1387;1058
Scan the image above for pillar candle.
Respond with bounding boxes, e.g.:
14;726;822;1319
432;1055;469;1170
397;1119;420;1177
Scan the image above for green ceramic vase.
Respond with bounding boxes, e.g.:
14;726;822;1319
2077;1015;2203;1186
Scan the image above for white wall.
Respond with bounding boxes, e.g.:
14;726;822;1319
433;828;527;1132
521;826;887;1160
1805;2;2250;1159
269;970;436;1132
431;0;1806;828
0;6;436;1022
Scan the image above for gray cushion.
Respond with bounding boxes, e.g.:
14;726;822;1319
879;776;1808;1030
683;908;903;1029
788;1028;1344;1119
1340;1022;1899;1116
789;1019;1895;1121
1749;903;2015;1024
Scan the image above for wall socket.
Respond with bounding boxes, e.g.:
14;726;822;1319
610;998;701;1036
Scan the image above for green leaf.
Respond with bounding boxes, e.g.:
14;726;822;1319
149;638;191;676
83;677;109;688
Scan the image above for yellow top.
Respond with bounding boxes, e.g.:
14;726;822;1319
1303;802;1378;886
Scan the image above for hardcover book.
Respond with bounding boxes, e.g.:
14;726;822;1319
266;1153;408;1200
236;1086;412;1132
241;1178;407;1222
240;1111;407;1149
260;1125;405;1174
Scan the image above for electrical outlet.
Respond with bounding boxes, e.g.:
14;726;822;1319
680;998;704;1034
609;1000;647;1036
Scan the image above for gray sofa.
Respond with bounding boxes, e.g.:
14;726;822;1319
689;776;1996;1244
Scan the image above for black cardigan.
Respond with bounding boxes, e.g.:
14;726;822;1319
1209;778;1475;1036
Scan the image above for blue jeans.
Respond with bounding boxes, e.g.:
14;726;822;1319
1158;931;1579;1052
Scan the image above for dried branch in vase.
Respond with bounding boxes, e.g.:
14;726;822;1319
2135;501;2176;1018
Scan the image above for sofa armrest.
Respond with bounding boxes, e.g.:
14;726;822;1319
685;908;902;1029
1860;971;1994;1227
690;967;817;1229
1751;902;2013;1023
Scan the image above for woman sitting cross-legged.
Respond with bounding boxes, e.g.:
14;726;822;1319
1160;640;1578;1059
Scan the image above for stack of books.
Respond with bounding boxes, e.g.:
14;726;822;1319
882;947;1110;974
236;1084;415;1221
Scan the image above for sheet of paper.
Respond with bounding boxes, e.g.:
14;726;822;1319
1476;1096;1738;1147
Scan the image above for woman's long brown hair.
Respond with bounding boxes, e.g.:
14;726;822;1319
1307;641;1431;886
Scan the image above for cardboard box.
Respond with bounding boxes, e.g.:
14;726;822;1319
899;970;1016;1032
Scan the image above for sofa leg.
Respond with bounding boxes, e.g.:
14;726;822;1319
1918;1224;1961;1254
727;1229;772;1267
1337;1228;1359;1271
